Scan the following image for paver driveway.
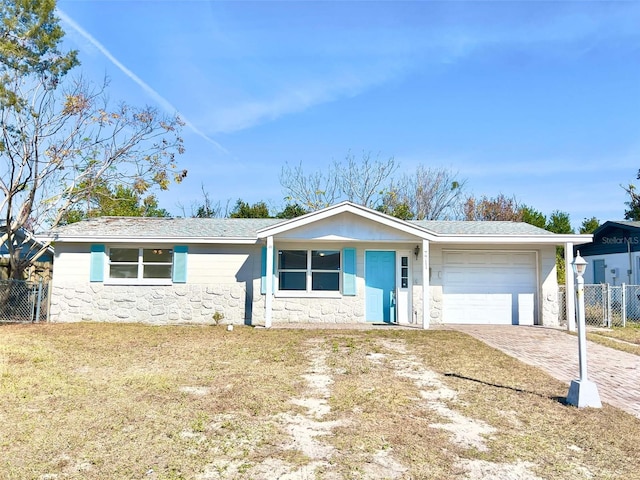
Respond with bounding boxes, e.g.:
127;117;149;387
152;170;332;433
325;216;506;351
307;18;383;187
449;325;640;419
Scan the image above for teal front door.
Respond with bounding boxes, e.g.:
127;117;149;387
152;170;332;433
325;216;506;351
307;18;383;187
365;251;396;323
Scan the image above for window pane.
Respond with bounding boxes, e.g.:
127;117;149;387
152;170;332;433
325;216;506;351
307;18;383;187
311;250;340;270
143;248;173;263
279;271;306;290
401;257;408;267
110;248;138;262
279;250;307;269
110;265;138;278
312;272;339;291
401;267;408;278
143;264;172;279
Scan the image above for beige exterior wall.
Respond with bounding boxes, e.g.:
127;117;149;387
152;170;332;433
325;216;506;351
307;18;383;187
50;243;262;325
50;240;560;326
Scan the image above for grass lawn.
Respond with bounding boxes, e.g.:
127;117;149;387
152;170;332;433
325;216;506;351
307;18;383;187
1;323;639;479
586;325;640;356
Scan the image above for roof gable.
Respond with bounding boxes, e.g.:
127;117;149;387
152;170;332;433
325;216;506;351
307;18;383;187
263;211;421;242
257;202;431;240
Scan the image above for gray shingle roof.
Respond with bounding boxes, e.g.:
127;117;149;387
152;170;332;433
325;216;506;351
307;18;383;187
410;220;554;235
47;217;283;239
46;216;555;239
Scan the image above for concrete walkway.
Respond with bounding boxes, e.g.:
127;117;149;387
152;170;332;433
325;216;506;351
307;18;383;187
449;325;640;419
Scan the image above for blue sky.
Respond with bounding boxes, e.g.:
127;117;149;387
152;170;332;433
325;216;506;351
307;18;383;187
56;1;640;229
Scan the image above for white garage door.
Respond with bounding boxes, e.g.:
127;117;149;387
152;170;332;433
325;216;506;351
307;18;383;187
442;251;537;325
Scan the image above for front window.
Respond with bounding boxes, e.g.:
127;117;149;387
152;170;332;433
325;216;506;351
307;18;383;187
278;249;340;292
109;248;172;280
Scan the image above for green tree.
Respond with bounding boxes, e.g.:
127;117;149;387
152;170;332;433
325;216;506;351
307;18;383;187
61;184;169;224
521;206;547;229
623;175;640;220
229;200;271;218
546;211;573;234
276;203;308;219
0;0;78;108
191;185;223;218
0;1;185;279
580;217;600;234
377;199;414;220
544;211;573;285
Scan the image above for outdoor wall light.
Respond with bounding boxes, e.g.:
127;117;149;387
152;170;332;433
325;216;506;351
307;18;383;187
414;245;420;260
572;251;587;277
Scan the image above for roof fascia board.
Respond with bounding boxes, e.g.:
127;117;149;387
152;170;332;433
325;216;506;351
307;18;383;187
45;236;259;245
432;234;593;245
257;202;437;240
593;221;640;236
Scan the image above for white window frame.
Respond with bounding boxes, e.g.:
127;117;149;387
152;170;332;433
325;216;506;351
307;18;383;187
276;249;342;298
105;246;173;286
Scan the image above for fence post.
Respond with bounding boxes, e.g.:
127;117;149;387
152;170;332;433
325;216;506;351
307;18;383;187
604;284;609;327
622;283;627;328
35;279;43;323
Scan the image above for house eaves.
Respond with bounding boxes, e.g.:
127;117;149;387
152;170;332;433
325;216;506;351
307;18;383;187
427;233;593;245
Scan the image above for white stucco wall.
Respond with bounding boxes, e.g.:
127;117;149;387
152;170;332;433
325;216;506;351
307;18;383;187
582;251;640;286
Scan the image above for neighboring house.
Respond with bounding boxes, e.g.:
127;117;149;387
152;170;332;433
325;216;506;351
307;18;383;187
43;202;592;327
1;223;54;281
577;221;640;286
1;223;54;263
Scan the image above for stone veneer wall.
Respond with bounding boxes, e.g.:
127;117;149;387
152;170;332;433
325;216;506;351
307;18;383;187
248;292;365;324
51;283;366;325
271;296;365;323
50;283;249;325
541;285;560;327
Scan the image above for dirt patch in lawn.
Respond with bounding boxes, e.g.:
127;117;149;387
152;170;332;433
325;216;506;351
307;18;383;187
1;324;640;479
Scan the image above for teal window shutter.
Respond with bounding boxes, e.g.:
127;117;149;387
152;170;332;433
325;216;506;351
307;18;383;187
90;245;105;282
343;248;356;296
173;246;188;283
260;247;267;294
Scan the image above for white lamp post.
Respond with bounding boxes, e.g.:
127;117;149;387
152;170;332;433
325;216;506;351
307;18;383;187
566;251;602;408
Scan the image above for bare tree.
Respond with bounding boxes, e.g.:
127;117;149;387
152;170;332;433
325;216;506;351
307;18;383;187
280;161;341;210
463;194;522;221
280;151;397;210
338;151;398;208
187;184;224;218
1;3;186;279
379;166;466;220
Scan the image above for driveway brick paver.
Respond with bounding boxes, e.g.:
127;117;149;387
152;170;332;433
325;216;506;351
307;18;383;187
449;325;640;418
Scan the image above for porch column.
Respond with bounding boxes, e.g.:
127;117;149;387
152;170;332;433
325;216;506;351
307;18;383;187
265;235;274;328
565;242;576;332
422;239;430;330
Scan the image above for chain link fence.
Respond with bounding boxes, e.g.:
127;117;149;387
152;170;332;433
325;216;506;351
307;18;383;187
0;279;49;323
558;283;640;328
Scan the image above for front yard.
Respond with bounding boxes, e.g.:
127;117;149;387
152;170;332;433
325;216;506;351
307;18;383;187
1;323;639;479
586;325;640;355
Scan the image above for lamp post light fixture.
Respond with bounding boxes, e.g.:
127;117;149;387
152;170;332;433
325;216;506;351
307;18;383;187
566;251;602;409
